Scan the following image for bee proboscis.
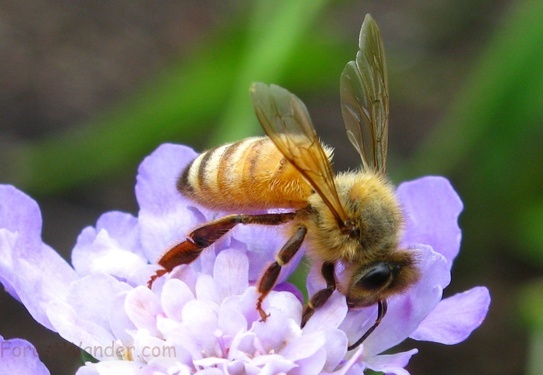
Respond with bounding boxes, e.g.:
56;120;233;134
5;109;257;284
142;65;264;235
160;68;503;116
149;14;420;350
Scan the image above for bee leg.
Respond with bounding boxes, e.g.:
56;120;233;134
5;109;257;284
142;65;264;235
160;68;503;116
148;212;296;287
256;224;307;322
347;299;388;351
301;261;335;327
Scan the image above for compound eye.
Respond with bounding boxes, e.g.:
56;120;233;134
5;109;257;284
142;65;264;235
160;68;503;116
357;263;392;291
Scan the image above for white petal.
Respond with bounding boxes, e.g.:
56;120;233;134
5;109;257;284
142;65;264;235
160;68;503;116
47;300;117;360
124;286;163;335
213;249;249;299
161;278;195;321
64;273;131;331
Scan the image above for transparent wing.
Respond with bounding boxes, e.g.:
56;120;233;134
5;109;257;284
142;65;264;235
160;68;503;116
340;14;389;174
250;82;347;224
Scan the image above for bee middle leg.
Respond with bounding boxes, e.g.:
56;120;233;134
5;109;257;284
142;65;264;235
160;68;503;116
256;224;307;321
148;212;296;287
301;261;336;327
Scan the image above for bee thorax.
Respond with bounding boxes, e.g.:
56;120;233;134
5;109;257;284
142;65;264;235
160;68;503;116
305;171;402;263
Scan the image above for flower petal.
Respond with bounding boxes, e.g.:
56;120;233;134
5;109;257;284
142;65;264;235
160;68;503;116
160;278;195;321
76;360;143;375
365;348;418;375
124;286;163;335
0;336;50;375
303;291;348;334
410;286;490;344
60;273;131;333
109;292;136;344
252;307;298;352
72;212;147;281
135;144;201;263
213;249;249;299
330;346;365;375
47;299;117;358
397;176;463;265
0;185;77;330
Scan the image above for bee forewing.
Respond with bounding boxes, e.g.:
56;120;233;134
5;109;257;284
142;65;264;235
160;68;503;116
250;82;348;224
340;13;389;174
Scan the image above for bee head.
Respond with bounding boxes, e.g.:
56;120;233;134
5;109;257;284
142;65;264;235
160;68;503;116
344;250;420;308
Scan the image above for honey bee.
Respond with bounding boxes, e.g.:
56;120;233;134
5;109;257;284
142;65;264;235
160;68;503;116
149;14;419;350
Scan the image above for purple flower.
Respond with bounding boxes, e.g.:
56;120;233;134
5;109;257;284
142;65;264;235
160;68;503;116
0;143;490;374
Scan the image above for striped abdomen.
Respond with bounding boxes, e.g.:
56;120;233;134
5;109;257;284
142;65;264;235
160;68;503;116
178;137;313;212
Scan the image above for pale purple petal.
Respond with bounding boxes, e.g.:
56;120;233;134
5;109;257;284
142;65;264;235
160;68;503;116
0;336;50;375
75;361;143;375
217;302;248;339
160;278;195;321
410;286;491;344
321;330;349;372
135;144;197;215
329;347;365;375
0;185;77;330
245;354;297;373
303;292;348;334
263;287;303;323
182;299;219;339
196;369;227;375
109;292;137;344
0;185;42;249
195;274;220;304
135;144;202;263
290;348;327;375
94;211;142;252
72;228;147;281
72;211;147;281
252;308;299;351
305;260;326;297
63;273;131;330
397;176;463;265
279;331;326;363
221;288;260;327
46;299;117;358
213;249;249;299
365;349;418;375
124;286;163;335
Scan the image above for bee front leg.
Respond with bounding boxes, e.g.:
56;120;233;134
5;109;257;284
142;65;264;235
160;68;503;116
347;299;388;350
148;212;296;287
256;224;307;321
301;261;336;327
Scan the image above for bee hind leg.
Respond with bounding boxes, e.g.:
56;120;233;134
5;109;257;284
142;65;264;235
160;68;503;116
256;224;307;321
148;212;296;288
301;261;336;327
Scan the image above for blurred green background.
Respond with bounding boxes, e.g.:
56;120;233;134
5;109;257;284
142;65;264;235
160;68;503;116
1;1;542;374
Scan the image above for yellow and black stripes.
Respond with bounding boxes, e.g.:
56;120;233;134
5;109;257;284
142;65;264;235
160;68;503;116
177;137;312;212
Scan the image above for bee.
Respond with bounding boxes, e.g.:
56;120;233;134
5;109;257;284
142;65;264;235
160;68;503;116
148;14;419;350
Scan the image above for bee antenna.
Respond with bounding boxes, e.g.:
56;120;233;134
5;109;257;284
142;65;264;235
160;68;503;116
347;299;388;351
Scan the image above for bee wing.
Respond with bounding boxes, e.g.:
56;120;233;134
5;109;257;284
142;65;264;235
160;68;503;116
340;14;389;174
250;82;348;224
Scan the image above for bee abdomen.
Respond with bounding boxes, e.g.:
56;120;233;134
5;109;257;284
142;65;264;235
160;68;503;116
178;137;312;212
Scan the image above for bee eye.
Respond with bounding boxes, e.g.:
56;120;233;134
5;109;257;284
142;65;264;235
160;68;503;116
357;263;391;291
